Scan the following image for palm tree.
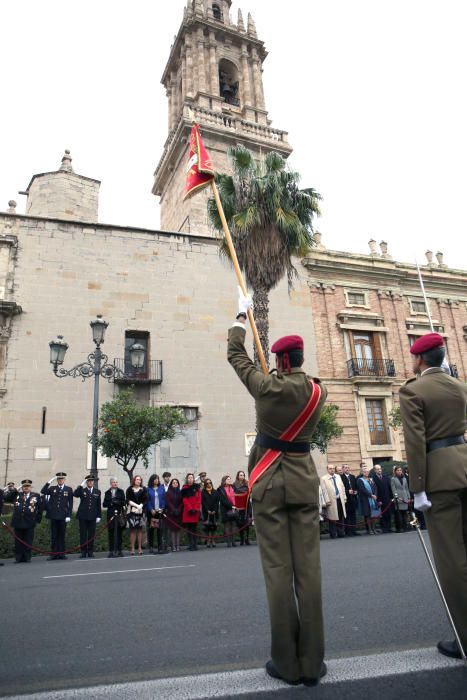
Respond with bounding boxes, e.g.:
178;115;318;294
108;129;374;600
208;145;321;365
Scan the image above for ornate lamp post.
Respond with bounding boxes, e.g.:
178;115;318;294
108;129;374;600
49;315;145;486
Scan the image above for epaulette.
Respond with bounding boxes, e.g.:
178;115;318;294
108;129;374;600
268;368;278;376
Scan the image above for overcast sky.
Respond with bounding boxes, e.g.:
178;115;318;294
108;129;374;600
1;0;466;269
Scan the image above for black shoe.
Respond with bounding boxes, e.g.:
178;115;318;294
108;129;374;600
301;662;327;686
245;539;250;545
108;553;114;558
437;640;466;659
47;555;57;561
265;660;299;685
88;553;94;558
231;542;236;547
59;555;67;560
118;551;124;557
80;553;87;559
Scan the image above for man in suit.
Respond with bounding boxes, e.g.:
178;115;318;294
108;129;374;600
320;465;347;538
41;472;74;560
228;291;327;686
103;477;126;557
399;332;467;659
4;480;43;563
74;475;102;558
372;464;393;533
340;464;359;536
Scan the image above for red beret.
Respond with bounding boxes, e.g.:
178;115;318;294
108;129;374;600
410;332;444;355
271;335;304;354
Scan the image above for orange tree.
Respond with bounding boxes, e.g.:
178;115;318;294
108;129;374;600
94;389;185;483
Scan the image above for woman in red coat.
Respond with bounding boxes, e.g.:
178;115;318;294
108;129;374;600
181;473;201;551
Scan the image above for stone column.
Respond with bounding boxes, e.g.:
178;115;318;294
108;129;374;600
185;40;194;99
251;48;265;111
241;44;251;105
197;27;206;93
181;49;187;103
209;32;218;95
167;86;173;130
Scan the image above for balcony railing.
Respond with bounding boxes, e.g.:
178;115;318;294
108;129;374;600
347;357;395;378
113;359;163;384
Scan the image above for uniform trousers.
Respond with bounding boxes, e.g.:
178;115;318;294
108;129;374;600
426;488;467;648
14;528;34;562
253;467;324;683
79;519;96;555
50;519;67;555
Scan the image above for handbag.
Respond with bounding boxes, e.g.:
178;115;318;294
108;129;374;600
150;517;160;528
117;513;127;528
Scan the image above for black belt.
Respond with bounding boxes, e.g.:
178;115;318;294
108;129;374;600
255;433;311;453
426;435;466;453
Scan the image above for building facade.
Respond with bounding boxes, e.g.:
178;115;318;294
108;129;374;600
304;237;467;469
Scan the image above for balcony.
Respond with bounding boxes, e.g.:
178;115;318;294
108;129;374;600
113;359;163;384
347;357;395;378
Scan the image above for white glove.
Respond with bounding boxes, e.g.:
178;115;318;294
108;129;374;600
48;476;56;484
65;517;71;523
81;479;87;487
96;517;101;523
414;491;432;512
238;286;252;315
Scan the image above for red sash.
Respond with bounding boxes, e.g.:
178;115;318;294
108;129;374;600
248;380;322;495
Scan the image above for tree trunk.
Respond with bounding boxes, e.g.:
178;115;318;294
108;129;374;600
253;285;270;369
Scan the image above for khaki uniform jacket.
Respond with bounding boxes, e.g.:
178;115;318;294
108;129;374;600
399;368;467;493
227;325;327;505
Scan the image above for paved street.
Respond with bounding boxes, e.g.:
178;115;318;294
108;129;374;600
0;531;465;698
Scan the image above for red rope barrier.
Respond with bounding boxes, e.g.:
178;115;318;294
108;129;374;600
1;517;115;555
163;513;252;540
321;498;405;529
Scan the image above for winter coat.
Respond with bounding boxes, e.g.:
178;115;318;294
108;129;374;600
391;476;411;511
181;484;201;524
201;489;219;525
146;485;166;514
165;487;182;530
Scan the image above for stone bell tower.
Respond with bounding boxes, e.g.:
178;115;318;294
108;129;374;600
152;0;293;236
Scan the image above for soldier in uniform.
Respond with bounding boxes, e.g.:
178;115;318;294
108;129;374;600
41;471;74;560
4;479;43;563
74;475;102;558
399;332;467;659
227;291;327;686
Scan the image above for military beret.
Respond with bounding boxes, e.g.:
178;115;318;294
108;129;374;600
56;472;67;477
21;479;32;485
198;472;207;477
410;333;444;355
271;335;304;354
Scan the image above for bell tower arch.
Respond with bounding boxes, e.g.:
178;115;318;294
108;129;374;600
152;0;293;236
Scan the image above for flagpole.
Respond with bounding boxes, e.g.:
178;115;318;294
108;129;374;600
210;180;269;375
415;256;435;332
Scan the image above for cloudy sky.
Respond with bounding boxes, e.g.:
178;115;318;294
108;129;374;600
1;0;466;268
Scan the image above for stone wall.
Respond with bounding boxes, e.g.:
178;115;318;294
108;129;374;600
26;171;100;223
0;213;318;489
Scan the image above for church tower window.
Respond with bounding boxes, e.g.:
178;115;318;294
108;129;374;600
219;59;239;106
212;4;222;21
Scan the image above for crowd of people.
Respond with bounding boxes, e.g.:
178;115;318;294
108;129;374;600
319;462;424;538
1;461;422;564
0;470;253;563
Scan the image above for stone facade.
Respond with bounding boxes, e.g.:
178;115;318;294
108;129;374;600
152;0;292;236
0;203;317;488
303;239;467;470
23;150;100;224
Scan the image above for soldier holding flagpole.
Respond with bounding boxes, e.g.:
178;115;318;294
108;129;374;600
184;118;328;685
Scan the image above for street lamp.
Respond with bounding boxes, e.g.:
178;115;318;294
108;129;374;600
49;316;146;486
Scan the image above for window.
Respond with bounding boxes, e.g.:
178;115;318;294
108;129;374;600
344;289;369;308
125;330;149;378
219;59;239;106
366;400;389;445
409;298;427;314
212;4;222;21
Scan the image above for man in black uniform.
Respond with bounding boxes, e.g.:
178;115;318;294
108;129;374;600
4;480;43;563
74;475;102;558
41;472;73;560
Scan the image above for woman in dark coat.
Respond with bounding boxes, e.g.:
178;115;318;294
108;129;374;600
357;466;379;535
181;473;202;551
103;477;126;557
201;479;219;548
165;478;182;551
218;475;239;547
233;470;251;546
146;474;166;554
125;475;147;555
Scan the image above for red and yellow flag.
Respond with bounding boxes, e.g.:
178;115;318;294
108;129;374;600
183;123;215;200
